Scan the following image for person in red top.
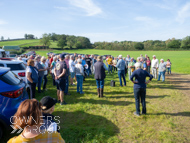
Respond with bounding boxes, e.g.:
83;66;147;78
146;57;151;73
49;54;54;65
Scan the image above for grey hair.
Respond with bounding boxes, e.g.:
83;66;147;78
70;55;74;59
53;56;57;61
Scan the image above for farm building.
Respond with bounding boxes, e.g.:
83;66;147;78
2;46;20;50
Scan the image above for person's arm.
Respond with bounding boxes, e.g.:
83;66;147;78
26;72;33;83
130;71;138;83
103;63;108;70
58;69;66;79
115;60;120;68
156;60;159;69
145;71;153;84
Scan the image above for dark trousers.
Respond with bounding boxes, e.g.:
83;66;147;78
64;76;69;94
118;70;126;86
134;88;146;115
43;75;48;90
113;67;117;72
38;76;43;92
51;73;56;86
29;83;36;99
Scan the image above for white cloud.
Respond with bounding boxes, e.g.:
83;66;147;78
176;2;190;23
68;0;102;16
0;20;7;25
134;16;153;22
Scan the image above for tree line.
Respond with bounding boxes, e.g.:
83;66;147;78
94;36;190;50
40;33;92;49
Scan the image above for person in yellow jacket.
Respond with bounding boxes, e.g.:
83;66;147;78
107;55;113;74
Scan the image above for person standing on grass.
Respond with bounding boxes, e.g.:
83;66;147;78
151;55;159;79
130;63;153;116
126;55;131;65
112;57;118;72
64;55;70;95
41;56;49;91
85;54;92;77
166;59;172;74
146;57;151;73
50;56;57;86
158;59;167;82
115;55;126;87
69;55;76;85
94;56;108;98
54;54;67;105
107;55;113;74
128;58;135;80
75;59;84;94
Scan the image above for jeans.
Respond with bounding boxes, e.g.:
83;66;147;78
167;67;171;74
28;83;36;98
147;66;150;73
118;70;126;86
86;66;91;76
113;66;117;72
96;79;104;89
38;76;43;92
64;76;69;94
134;88;146;115
51;73;56;86
108;65;112;73
43;75;48;90
152;68;157;79
128;68;132;80
76;75;83;93
158;71;165;81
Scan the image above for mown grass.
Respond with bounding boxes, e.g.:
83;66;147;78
2;72;190;143
35;49;190;74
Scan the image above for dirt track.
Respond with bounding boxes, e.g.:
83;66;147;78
166;73;190;97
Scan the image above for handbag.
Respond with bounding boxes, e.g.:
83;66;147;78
110;80;115;87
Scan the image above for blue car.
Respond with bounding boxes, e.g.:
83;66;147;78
0;67;29;139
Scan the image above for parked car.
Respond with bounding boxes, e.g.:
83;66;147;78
0;49;6;58
0;67;29;139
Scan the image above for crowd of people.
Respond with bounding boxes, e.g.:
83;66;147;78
8;52;172;142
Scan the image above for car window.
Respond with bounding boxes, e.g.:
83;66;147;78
0;64;4;67
0;71;21;85
6;63;26;70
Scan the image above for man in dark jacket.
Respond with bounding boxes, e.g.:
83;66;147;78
130;62;153;116
94;56;108;98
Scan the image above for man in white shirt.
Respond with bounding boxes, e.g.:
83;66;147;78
151;55;159;79
69;55;76;85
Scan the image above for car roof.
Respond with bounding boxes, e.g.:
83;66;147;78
0;67;10;75
0;60;23;64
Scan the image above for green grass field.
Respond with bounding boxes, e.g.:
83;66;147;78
35;49;190;74
2;72;190;142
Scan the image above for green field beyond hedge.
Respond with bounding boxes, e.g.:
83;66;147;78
35;49;190;74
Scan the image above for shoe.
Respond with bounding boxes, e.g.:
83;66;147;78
141;112;146;115
60;101;67;105
134;112;140;116
80;92;84;94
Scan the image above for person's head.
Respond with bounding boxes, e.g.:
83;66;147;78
60;54;65;61
137;57;141;62
75;56;78;61
18;57;22;60
145;54;148;58
109;55;111;58
140;54;143;57
127;55;130;58
70;55;74;60
118;55;122;59
65;55;69;60
48;56;51;60
74;53;76;56
77;59;82;64
167;59;170;62
51;54;54;58
53;56;57;61
153;55;156;59
82;56;85;60
135;62;141;69
114;57;117;60
130;58;133;62
160;59;164;63
91;54;94;58
94;56;97;59
78;55;81;59
85;55;89;58
40;96;57;114
131;57;134;60
12;99;42;129
41;56;46;63
27;59;35;67
140;57;143;62
97;56;102;61
35;56;41;62
147;57;150;60
123;57;126;60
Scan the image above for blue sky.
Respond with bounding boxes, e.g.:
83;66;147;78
0;0;190;43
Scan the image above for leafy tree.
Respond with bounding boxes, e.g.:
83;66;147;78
24;34;28;39
181;36;190;49
134;42;144;50
27;34;34;39
1;36;4;41
57;34;67;49
51;33;58;42
40;33;51;46
166;40;181;49
66;36;76;49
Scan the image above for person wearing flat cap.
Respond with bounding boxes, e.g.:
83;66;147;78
94;56;108;98
54;54;67;105
40;96;59;132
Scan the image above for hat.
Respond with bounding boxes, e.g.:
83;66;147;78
160;59;164;61
60;54;65;59
118;55;122;58
40;96;57;110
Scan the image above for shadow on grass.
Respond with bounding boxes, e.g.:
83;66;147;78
148;112;190;117
54;111;120;143
108;95;170;99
